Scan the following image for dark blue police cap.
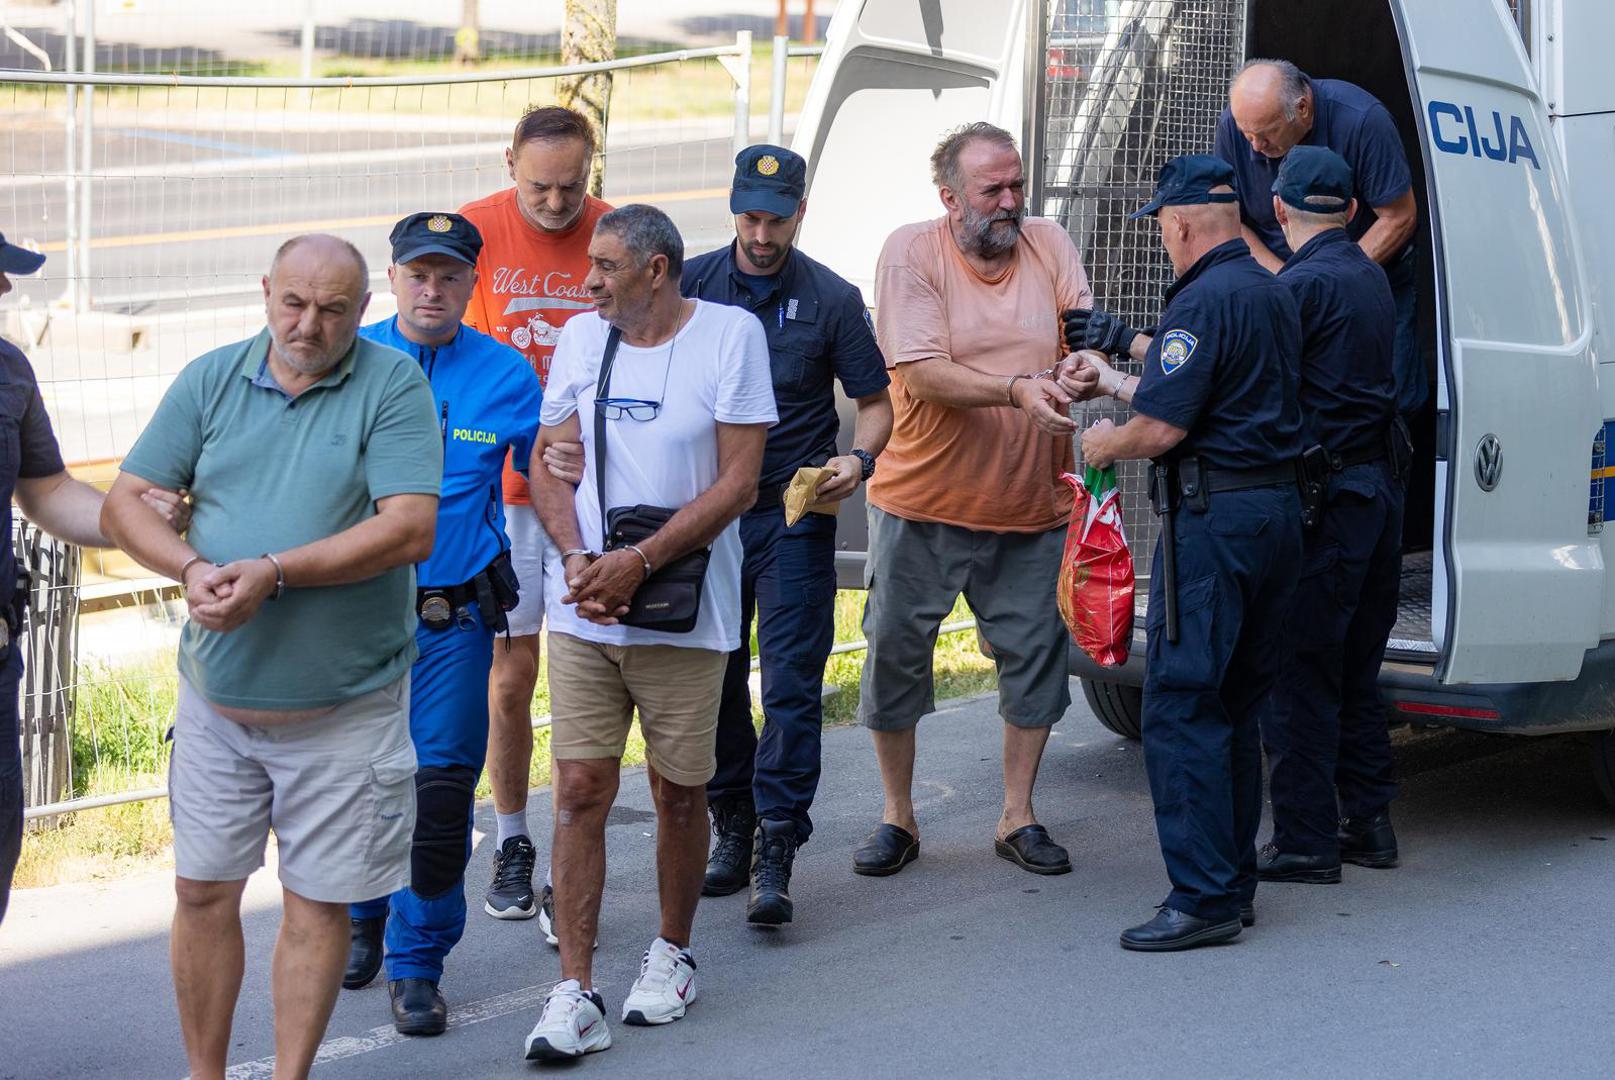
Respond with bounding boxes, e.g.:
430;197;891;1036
1272;145;1354;212
730;144;806;219
0;231;45;275
1130;155;1240;219
390;211;483;266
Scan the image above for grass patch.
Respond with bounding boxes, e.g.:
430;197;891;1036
19;591;993;888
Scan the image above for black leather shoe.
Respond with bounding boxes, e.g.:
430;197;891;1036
389;978;447;1036
852;823;919;876
1339;810;1400;868
703;794;756;897
342;916;385;990
994;824;1072;875
1256;843;1342;884
1240;901;1255;928
747;818;799;925
1120;906;1242;952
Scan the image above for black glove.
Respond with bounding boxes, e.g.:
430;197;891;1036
1062;306;1139;357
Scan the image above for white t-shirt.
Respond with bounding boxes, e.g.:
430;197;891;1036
540;300;778;651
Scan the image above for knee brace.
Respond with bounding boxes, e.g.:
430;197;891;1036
410;764;477;899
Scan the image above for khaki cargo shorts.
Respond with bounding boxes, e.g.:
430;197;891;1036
168;674;416;903
546;632;727;787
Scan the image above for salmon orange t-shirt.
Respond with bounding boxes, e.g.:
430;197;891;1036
867;216;1093;533
459;190;613;504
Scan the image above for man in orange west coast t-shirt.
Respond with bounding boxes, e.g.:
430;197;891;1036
460;105;610;928
851;122;1095;883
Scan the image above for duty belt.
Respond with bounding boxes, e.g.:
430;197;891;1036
755;481;788;511
1180;459;1301;498
1325;444;1387;472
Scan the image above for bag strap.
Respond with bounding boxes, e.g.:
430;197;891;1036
593;326;624;551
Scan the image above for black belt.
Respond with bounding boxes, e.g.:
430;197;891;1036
755;482;787;511
417;581;478;608
1326;445;1386;472
1193;460;1301;495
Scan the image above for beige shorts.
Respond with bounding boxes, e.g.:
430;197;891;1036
546;632;727;787
169;674;416;903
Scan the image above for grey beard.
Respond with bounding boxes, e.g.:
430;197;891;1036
271;335;345;377
960;206;1024;259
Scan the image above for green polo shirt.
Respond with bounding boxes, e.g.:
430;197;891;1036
121;329;442;710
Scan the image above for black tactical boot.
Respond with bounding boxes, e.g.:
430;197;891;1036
389;978;447;1036
747;818;799;926
342;915;385;990
1339;810;1400;868
702;794;755;897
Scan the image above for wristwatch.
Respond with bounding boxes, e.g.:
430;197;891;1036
850;448;877;481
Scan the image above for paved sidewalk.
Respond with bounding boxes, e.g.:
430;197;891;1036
4;686;1613;1079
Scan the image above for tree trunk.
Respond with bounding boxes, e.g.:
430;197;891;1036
455;0;482;64
558;0;618;196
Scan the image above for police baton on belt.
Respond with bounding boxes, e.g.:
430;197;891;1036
1149;462;1180;644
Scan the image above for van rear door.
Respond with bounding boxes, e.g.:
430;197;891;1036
1397;0;1603;682
793;0;1031;296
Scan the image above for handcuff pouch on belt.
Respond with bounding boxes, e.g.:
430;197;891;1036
0;569;29;654
1298;445;1330;529
417;549;521;634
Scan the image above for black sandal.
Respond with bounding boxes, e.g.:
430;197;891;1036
852;823;920;876
995;824;1072;875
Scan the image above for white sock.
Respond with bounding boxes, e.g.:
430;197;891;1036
496;810;530;848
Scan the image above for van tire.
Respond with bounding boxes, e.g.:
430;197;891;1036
1592;730;1615;810
1081;678;1143;741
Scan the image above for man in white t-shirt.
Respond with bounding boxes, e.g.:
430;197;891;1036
520;204;776;1062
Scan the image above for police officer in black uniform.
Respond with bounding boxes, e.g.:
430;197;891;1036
681;146;892;926
1060;156;1304;951
0;235;188;924
1255;146;1405;884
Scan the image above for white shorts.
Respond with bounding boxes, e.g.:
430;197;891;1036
169;674;415;903
504;506;553;638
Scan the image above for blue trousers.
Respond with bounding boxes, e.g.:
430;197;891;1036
1141;485;1303;923
352;606;493;983
708;507;837;842
0;647;23;927
1387;250;1424;419
1262;462;1404;855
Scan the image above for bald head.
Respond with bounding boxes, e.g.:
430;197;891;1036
1229;59;1314;159
262;233;372;378
1156;186;1241;275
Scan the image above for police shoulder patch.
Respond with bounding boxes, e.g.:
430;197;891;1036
1159;329;1198;375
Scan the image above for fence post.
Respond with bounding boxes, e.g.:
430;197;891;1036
16;522;80;828
300;0;316;79
768;34;788;147
78;0;95;309
62;0;80;312
731;30;752;158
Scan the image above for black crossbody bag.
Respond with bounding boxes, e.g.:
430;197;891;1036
593;326;710;633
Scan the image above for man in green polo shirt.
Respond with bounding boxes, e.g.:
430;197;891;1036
100;233;442;1080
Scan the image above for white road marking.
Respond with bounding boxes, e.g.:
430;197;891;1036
216;982;553;1079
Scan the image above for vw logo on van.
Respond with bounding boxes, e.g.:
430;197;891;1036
1475;434;1503;492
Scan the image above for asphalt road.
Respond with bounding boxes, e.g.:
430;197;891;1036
4;688;1613;1080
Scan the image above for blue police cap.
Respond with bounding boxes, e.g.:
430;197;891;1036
730;144;806;219
0;231;45;275
1129;155;1240;219
390;212;483;266
1272;145;1354;212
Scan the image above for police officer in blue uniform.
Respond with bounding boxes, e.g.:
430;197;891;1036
1256;147;1406;884
1062;156;1304;951
344;213;543;1033
680;145;892;926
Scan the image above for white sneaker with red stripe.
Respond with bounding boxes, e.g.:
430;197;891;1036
620;937;698;1025
524;979;611;1061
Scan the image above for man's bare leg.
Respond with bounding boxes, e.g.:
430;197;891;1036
488;634;542;823
645;767;707;947
551;758;620;988
871;727;920;838
998;723;1052;839
272;888;350;1080
172;876;248;1080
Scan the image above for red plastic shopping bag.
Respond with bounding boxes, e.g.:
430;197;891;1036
1057;466;1134;667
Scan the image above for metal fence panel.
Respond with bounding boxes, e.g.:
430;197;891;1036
1040;0;1246;588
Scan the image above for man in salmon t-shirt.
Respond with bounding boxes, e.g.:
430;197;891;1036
460;105;610;928
852;122;1094;881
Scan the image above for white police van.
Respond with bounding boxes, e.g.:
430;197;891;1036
797;0;1615;804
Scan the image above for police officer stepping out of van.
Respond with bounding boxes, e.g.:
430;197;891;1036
344;213;543;1034
1060;156;1305;951
680;145;893;925
1255;147;1407;885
